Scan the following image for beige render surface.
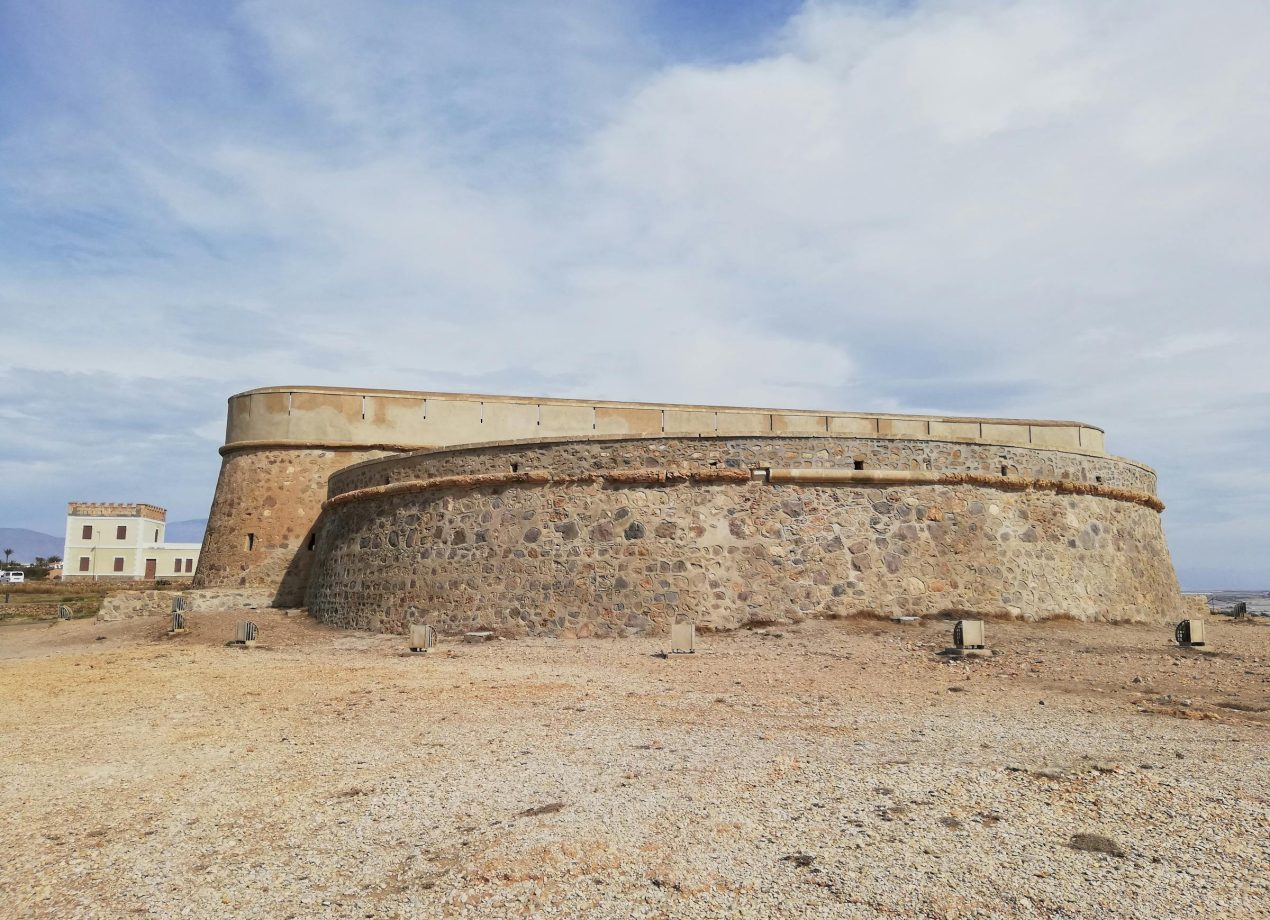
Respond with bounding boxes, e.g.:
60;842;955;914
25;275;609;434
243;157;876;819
63;550;199;582
65;546;142;579
64;506;199;581
223;386;1108;457
144;546;201;578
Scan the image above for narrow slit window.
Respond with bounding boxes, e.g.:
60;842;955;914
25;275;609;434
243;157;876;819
511;463;519;473
185;558;193;572
174;559;183;573
246;533;255;551
1001;465;1009;476
853;459;865;471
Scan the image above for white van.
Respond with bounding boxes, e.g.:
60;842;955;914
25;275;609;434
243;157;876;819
0;571;24;584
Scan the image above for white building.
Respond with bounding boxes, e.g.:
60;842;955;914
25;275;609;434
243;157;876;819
63;502;201;581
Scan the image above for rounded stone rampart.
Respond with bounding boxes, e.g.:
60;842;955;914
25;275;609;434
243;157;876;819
194;445;397;604
197;386;1125;605
305;435;1183;636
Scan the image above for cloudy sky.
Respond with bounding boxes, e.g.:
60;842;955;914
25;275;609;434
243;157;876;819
1;0;1267;587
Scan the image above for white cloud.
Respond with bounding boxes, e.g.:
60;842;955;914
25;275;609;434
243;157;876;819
1140;332;1238;361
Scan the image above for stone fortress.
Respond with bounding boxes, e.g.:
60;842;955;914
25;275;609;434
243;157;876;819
194;386;1186;637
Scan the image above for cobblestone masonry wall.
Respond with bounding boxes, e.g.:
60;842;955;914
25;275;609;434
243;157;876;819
96;587;274;621
195;446;396;604
307;437;1182;636
198;386;1126;603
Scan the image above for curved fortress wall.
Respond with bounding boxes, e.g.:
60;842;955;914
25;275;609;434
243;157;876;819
306;435;1181;635
197;386;1180;627
197;444;396;603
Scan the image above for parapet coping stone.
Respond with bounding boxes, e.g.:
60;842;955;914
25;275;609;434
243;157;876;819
229;385;1103;429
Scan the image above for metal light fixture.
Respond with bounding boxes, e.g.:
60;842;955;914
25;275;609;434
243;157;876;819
409;623;436;653
670;620;695;654
1174;619;1206;648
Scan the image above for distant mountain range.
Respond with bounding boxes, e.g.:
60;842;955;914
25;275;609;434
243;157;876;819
0;529;64;563
0;519;207;563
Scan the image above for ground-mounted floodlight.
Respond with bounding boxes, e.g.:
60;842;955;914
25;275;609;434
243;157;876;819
1174;619;1207;648
670;620;695;654
234;621;258;647
57;605;73;620
409;623;436;653
170;612;186;634
171;596;187;614
954;619;986;650
942;619;989;658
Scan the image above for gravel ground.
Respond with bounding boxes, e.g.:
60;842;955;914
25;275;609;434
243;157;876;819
1;611;1267;919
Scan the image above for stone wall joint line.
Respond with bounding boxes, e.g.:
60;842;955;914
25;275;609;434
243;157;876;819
321;465;1162;512
765;468;1163;511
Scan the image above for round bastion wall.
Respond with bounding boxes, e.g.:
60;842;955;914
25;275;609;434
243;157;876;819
196;445;398;605
195;386;1118;605
305;435;1183;637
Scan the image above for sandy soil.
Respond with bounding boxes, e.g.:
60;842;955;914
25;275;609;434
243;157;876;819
1;611;1267;919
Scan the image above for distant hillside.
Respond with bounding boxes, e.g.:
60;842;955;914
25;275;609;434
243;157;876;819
165;519;207;544
0;529;63;563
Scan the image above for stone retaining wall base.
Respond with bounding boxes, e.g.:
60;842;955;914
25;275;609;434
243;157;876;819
96;587;278;621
